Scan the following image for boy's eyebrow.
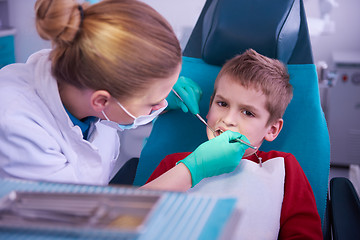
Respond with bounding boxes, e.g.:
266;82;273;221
214;93;227;101
238;103;259;113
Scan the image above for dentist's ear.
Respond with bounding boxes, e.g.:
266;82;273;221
90;90;112;112
264;118;283;142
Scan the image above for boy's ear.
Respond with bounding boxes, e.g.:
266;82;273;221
264;118;283;142
90;90;112;112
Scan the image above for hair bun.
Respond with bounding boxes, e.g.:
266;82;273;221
35;0;83;45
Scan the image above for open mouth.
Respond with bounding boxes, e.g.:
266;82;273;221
215;129;224;137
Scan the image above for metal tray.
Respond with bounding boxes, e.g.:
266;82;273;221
0;190;161;238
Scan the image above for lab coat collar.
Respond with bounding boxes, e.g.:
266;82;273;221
29;50;73;131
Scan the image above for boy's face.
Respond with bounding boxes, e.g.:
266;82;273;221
206;75;283;156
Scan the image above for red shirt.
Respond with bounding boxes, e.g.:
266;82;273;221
147;150;323;239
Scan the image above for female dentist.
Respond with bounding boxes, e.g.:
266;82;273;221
0;0;248;191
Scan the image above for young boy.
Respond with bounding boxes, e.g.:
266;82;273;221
147;49;323;239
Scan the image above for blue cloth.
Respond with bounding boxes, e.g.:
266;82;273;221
64;107;95;139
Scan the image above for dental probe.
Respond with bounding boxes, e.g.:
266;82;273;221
171;89;217;134
171;89;257;150
233;138;258;150
201;118;257;150
218;129;257;150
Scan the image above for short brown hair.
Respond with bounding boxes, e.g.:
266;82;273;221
213;49;292;126
35;0;181;100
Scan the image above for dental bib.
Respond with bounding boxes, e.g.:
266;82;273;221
187;157;285;239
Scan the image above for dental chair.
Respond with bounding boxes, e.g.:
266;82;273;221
135;0;331;237
329;177;360;239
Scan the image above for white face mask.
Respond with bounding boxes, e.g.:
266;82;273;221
101;99;168;131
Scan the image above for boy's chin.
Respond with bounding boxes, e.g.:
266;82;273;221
243;149;254;158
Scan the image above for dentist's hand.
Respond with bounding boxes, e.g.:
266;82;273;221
166;76;202;115
178;131;250;187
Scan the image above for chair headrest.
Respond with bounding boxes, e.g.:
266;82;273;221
201;0;301;65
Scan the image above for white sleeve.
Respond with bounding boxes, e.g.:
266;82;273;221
0;112;78;183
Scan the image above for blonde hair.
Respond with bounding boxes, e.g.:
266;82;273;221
213;49;293;126
35;0;181;100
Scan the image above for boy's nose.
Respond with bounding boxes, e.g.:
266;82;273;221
221;110;238;127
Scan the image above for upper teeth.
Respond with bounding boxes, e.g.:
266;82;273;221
216;129;224;135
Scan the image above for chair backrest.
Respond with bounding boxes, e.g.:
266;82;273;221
184;0;313;65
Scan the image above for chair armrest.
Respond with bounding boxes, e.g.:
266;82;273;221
330;177;360;240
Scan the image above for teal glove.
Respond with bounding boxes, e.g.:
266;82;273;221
166;76;202;115
178;131;250;187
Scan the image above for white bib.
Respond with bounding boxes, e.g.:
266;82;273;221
188;157;285;239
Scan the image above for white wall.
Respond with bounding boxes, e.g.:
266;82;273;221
7;0;205;63
8;0;51;63
304;0;360;67
141;0;205;50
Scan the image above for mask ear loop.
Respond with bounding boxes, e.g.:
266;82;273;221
116;101;136;120
101;110;110;121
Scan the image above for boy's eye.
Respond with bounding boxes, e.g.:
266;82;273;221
241;110;255;117
216;101;228;107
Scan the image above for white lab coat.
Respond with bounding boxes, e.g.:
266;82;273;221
0;49;123;185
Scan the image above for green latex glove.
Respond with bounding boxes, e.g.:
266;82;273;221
166;76;202;115
178;131;250;187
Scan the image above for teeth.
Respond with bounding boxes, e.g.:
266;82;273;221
216;129;223;136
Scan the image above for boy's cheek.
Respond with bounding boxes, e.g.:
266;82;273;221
205;111;217;139
206;109;218;125
206;128;214;140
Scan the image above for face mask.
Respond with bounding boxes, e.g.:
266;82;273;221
101;99;168;131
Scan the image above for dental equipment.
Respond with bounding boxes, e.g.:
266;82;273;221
171;89;257;150
218;129;257;150
0;190;160;234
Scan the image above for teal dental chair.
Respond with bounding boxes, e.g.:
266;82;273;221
135;0;331;238
329;177;360;239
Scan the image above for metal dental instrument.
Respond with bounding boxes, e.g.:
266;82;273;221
171;89;216;135
234;139;257;149
171;89;257;150
218;129;257;150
